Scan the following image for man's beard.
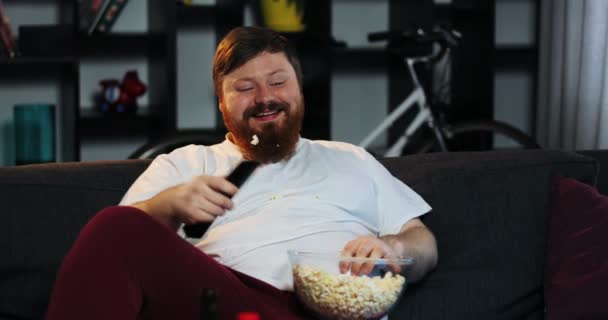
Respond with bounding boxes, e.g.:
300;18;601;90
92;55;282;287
223;98;304;163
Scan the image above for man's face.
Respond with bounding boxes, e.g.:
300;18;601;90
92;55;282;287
219;51;304;163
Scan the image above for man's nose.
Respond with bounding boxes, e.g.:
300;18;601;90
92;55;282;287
254;85;274;104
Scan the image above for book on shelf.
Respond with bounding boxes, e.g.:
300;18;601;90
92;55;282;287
178;0;216;5
78;0;112;35
93;0;130;34
0;0;18;58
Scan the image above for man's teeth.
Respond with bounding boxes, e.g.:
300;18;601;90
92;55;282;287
256;110;279;117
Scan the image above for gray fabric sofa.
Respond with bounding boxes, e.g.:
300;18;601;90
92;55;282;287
0;149;602;319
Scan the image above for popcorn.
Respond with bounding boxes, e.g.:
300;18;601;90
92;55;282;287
250;134;259;145
292;264;405;320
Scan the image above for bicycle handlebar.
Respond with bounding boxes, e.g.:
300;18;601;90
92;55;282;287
368;26;461;63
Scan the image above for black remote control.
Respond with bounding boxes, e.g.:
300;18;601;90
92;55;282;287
224;160;261;191
183;160;260;238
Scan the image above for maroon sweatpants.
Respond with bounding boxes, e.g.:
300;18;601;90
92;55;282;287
46;206;313;320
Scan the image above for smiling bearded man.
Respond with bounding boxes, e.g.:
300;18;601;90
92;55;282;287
46;26;437;320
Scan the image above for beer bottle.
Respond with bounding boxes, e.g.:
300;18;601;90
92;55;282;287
200;288;218;320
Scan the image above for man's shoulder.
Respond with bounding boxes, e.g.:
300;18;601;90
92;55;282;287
306;139;358;150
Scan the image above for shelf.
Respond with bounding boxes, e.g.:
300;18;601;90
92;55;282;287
79;108;163;138
78;33;167;57
176;5;216;26
0;56;75;77
0;56;74;65
495;45;538;69
332;47;390;69
435;3;491;16
280;32;332;47
171;129;227;145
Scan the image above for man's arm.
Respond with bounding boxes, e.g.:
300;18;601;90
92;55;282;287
130;175;238;231
341;218;437;283
380;218;438;283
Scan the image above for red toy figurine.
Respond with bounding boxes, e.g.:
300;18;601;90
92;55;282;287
98;70;147;114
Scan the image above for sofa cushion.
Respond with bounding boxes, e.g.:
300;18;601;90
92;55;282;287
382;150;597;320
0;160;151;320
545;176;608;320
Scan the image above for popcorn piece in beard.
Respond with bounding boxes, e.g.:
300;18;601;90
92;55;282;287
251;134;259;145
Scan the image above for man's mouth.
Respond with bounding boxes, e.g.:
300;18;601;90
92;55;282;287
253;109;282;122
244;101;289;123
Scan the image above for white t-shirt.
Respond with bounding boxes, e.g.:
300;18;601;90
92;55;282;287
120;137;431;290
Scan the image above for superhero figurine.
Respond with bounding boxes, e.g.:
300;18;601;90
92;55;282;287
98;70;147;114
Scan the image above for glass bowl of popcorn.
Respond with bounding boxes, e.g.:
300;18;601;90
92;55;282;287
287;250;414;320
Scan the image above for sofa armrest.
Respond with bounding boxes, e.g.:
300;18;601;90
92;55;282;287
0;160;151;319
577;149;608;194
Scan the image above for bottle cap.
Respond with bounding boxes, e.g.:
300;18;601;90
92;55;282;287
236;311;261;320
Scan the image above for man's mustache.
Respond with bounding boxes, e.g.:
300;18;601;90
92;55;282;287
243;101;289;120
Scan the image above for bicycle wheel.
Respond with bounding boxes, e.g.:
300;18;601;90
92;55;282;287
129;132;225;159
413;120;540;153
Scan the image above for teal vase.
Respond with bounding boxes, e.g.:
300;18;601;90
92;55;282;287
14;104;56;165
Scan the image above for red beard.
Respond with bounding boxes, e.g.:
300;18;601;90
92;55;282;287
223;99;304;163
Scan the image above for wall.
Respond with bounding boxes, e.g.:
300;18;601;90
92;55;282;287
331;0;388;149
0;0;537;165
494;0;536;147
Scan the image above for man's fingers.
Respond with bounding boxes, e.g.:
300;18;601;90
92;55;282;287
198;200;225;217
389;263;403;274
201;184;234;210
351;241;371;275
360;247;384;275
192;210;216;224
342;237;395;275
182;197;228;224
175;176;237;224
339;260;350;274
180;206;215;224
342;240;356;256
355;242;374;258
369;246;385;259
340;239;360;274
206;176;239;198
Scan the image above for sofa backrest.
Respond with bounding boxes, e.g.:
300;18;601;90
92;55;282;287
382;149;597;320
0;150;598;320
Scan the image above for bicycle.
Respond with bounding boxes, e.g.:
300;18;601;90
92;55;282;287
358;26;540;157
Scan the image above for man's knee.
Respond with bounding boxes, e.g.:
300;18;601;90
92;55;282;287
79;206;159;242
91;205;150;227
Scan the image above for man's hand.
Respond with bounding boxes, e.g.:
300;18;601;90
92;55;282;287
131;175;238;230
340;218;438;282
340;236;400;275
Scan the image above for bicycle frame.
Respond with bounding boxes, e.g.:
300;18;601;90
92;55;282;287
358;57;443;157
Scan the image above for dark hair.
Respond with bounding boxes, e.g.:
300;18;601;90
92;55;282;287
212;26;303;98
